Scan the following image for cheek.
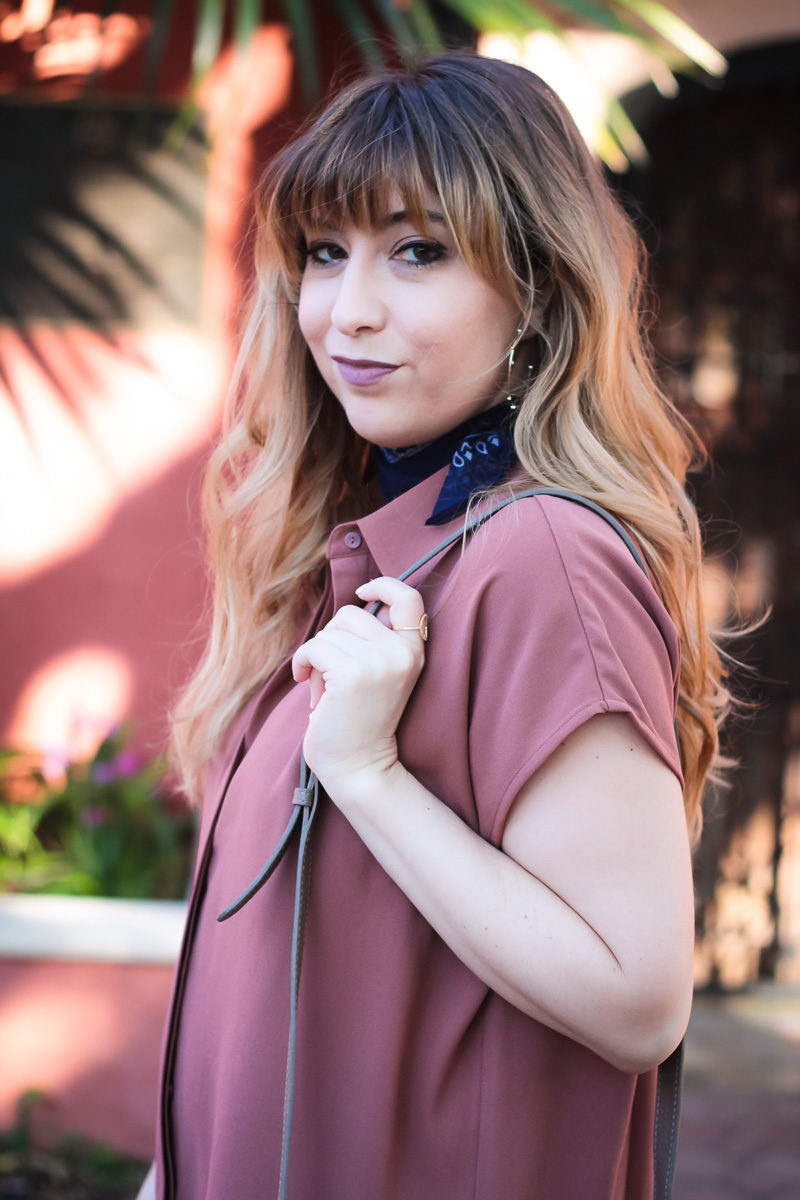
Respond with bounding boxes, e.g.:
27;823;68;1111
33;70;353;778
413;285;514;374
395;286;476;363
462;277;516;336
297;282;326;347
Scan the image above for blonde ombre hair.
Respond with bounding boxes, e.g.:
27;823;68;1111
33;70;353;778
171;50;760;842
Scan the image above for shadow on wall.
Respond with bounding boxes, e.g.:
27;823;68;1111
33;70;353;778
0;437;214;762
0;30;296;768
0;102;221;765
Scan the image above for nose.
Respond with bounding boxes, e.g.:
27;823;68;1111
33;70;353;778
329;253;386;336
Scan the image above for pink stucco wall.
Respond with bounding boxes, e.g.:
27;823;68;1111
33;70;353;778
0;25;296;766
0;12;356;1157
0;956;173;1157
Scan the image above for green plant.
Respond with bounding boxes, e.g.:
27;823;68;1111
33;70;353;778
0;1090;149;1199
0;728;195;900
164;0;726;164
2;2;725;168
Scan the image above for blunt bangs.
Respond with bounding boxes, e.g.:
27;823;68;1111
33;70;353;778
261;75;503;285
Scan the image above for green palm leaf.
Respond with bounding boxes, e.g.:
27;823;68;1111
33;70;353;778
372;0;417;50
329;0;387;71
141;0;176;93
611;0;727;75
151;0;725;167
279;0;321;106
234;0;262;58
192;0;227;81
408;0;442;49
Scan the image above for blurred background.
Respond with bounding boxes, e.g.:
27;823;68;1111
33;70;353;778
0;2;798;1197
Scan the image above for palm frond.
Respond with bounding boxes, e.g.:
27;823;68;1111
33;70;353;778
191;0;226;81
329;0;387;71
146;0;726;167
408;0;442;49
139;0;178;103
611;0;727;75
279;0;321;107
233;0;262;59
372;0;418;51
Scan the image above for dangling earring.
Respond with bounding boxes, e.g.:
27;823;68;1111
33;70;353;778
506;327;534;412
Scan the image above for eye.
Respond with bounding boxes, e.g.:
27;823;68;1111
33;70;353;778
304;240;345;266
395;240;446;268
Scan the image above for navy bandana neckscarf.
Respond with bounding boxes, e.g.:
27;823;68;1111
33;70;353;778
374;402;518;526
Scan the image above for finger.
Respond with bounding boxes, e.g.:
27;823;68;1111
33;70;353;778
355;576;422;605
325;603;416;644
324;604;392;639
291;631;360;683
308;669;325;711
354;577;426;648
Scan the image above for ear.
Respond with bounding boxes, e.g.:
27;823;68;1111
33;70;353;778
516;268;555;342
531;266;555;318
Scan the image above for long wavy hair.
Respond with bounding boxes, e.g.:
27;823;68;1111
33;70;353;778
171;50;761;843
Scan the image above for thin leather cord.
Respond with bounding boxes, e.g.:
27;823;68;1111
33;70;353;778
653;1041;684;1199
216;806;303;921
278;773;319;1200
216;487;684;1199
395;486;649;580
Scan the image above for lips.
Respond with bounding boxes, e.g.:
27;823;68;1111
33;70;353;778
333;356;399;387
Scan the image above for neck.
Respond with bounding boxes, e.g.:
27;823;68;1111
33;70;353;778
374;401;515;502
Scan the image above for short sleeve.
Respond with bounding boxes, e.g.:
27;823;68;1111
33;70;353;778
459;495;684;844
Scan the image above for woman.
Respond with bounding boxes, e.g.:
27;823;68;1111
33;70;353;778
141;50;741;1200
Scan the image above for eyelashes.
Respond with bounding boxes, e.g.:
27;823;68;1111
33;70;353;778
398;240;447;268
303;239;447;270
303;241;344;266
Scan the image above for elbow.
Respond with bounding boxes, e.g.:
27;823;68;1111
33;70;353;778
604;1017;688;1076
594;976;693;1076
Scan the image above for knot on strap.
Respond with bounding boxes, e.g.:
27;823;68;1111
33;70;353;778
293;786;314;808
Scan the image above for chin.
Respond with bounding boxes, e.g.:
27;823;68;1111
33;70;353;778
340;410;431;449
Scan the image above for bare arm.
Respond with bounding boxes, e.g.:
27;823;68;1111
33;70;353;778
292;578;695;1074
136;1161;156;1200
327;712;694;1074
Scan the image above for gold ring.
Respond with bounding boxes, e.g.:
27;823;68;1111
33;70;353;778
391;613;428;641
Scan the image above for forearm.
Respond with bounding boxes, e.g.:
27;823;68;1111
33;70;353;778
328;762;672;1072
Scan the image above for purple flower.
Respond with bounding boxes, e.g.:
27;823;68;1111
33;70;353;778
92;762;118;784
92;751;143;783
80;805;112;828
114;750;143;776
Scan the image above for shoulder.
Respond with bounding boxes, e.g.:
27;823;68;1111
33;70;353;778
457;491;654;598
458;493;685;837
451;490;681;683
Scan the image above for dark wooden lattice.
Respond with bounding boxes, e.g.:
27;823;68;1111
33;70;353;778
616;43;800;987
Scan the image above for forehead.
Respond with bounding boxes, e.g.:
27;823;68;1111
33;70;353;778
299;184;447;235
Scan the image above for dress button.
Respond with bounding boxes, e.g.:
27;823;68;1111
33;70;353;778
344;531;362;549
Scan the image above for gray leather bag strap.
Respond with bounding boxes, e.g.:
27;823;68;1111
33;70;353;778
217;486;684;1200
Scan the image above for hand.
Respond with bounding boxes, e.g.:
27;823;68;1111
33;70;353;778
291;576;427;800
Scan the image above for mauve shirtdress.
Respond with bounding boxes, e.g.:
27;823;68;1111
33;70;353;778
155;462;685;1200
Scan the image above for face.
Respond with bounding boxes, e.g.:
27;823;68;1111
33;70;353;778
297;189;520;447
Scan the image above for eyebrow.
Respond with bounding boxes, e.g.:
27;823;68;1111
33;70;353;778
308;209;446;233
382;209;446;227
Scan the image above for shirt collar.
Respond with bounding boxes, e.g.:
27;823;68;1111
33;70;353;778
326;464;474;582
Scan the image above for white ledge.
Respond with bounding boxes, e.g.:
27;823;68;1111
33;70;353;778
0;894;188;964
